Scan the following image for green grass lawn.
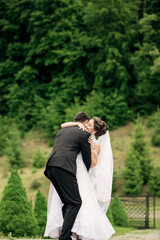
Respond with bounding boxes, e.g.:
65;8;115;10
0;227;135;239
112;226;136;236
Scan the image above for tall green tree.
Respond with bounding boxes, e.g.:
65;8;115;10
0;170;38;237
0;116;11;156
123;152;143;195
5;124;23;168
123;117;152;195
151;120;160;147
131;117;152;184
148;167;160;197
131;13;160;113
0;0;33;114
146;0;160;37
34;190;47;236
82;0;137;98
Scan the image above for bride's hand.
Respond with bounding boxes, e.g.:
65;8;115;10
88;136;94;149
78;122;87;131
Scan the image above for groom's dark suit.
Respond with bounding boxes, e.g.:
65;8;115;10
44;126;91;240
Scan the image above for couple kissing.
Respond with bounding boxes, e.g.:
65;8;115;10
44;112;115;240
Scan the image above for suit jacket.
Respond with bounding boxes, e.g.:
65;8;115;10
44;126;91;178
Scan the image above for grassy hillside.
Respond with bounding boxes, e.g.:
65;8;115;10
0;121;160;204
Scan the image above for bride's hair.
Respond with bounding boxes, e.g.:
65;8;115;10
93;117;109;137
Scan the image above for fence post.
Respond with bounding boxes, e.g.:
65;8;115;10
153;195;156;228
145;193;149;228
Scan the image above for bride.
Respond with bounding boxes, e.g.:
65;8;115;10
44;116;115;240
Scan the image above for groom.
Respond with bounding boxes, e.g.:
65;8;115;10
44;112;91;240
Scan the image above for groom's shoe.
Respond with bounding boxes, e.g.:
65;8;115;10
76;235;81;240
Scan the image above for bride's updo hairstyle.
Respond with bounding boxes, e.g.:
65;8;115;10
93;117;109;137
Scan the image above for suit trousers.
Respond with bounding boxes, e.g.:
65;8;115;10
47;166;82;240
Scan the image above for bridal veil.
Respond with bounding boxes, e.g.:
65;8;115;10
89;131;113;214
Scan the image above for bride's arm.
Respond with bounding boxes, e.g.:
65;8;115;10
61;122;79;128
88;137;100;168
61;122;86;131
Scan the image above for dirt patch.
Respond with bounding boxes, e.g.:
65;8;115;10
111;229;160;240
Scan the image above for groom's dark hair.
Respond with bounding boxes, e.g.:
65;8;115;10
74;112;90;123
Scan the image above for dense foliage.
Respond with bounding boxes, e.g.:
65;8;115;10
32;149;45;168
123;152;143;195
111;195;128;227
112;170;117;194
148;110;160;147
34;190;47;236
4;124;24;168
131;117;152;184
0;0;159;142
148;167;160;197
0;170;38;237
0;116;11;156
123;117;153;195
106;205;114;225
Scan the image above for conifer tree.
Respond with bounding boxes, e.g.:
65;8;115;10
151;120;160;147
112;170;117;193
5;124;23;168
34;190;47;236
147;109;160;146
106;205;114;225
123;152;143;195
131;117;152;184
0;170;38;237
123;117;152;194
111;195;128;227
32;149;45;168
148;168;160;197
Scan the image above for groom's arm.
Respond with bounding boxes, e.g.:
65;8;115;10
79;131;91;171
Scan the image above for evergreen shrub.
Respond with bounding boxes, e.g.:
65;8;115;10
32;149;45;168
148;168;160;197
123;116;153;195
0;170;38;237
0;116;11;156
106;205;114;225
34;190;47;236
151;122;160;146
123;152;143;195
4;125;23;168
146;109;160;127
111;195;128;227
112;170;117;193
131;117;152;184
147;109;160;146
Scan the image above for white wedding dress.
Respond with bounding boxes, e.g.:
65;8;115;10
44;133;115;240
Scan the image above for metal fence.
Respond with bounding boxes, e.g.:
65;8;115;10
112;194;156;229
